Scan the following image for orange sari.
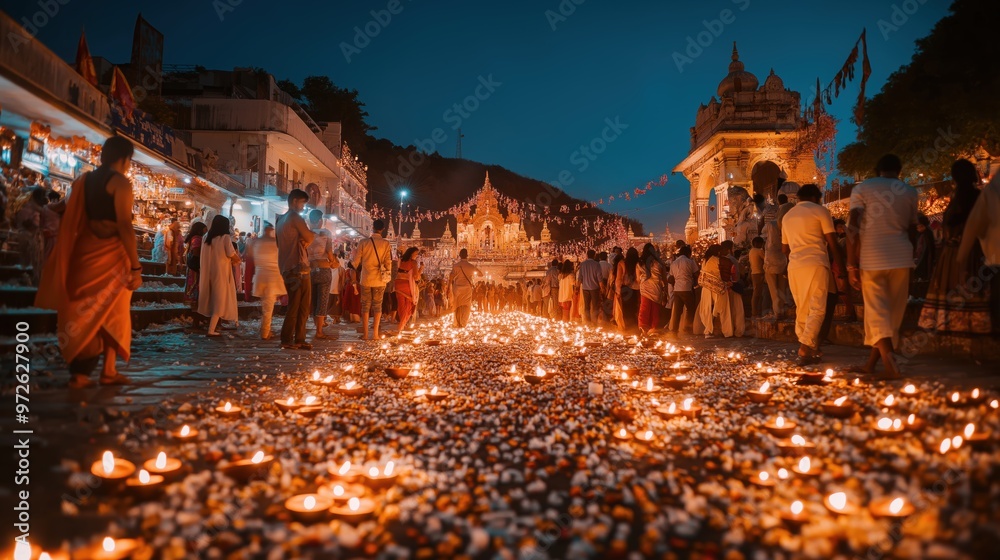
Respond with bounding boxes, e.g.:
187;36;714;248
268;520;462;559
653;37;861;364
35;175;132;362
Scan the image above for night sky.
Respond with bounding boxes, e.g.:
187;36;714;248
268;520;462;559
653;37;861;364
1;0;950;234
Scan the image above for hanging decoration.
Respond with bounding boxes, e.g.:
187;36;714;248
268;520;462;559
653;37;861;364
805;29;872;127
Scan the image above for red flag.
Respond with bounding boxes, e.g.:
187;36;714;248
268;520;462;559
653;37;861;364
109;66;136;119
75;31;98;86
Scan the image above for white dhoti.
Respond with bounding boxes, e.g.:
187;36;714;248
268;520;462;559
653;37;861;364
788;265;830;349
861;268;910;347
698;289;732;337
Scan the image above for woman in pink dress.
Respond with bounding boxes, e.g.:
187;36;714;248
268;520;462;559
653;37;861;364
394;247;422;335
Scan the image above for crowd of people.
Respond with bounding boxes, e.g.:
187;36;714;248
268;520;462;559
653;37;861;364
14;135;1000;386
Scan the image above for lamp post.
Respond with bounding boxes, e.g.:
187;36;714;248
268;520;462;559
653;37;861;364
399;189;408;238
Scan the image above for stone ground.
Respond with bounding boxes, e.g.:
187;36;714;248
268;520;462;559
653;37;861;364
1;313;997;558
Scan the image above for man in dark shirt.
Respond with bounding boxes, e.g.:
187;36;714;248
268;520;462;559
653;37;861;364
275;189;316;350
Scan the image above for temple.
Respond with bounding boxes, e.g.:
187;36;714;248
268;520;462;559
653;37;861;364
673;43;818;243
455;172;529;257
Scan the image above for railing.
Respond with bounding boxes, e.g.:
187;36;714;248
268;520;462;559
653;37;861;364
202;168;245;197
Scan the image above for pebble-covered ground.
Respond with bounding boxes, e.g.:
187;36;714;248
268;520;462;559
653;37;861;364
12;312;1000;559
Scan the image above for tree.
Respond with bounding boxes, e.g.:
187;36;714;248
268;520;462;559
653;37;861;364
838;0;1000;180
295;76;377;154
276;79;302;100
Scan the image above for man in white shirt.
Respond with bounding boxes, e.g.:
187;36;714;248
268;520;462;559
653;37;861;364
449;248;481;327
782;184;845;365
667;245;699;336
847;154;918;378
351;219;392;340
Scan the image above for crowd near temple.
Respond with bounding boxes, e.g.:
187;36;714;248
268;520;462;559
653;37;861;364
1;3;1000;560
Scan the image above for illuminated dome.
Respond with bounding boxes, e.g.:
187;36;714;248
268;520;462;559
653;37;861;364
717;43;759;97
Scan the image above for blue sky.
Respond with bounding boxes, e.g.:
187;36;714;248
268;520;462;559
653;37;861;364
1;0;951;234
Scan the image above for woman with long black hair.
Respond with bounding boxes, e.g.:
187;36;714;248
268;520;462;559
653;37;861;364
395;246;422;335
198;215;240;337
637;243;668;336
184;221;208;330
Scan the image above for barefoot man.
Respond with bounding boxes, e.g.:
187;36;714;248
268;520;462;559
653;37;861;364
846;154;918;378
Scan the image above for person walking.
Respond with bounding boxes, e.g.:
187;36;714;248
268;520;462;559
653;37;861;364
919;159;991;333
183;221;208;331
307;209;337;339
449;248;481;327
577;249;603;324
781;184;845;365
351;219;392;340
749;237;766;318
637;243;668;336
276;189;316;349
667;245;698;336
250;222;286;340
847;154;919;378
558;259;575;322
395;247;422;335
957;172;1000;333
35;137;141;388
198;215;240;337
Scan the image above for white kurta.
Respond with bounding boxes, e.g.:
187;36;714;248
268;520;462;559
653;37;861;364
198;234;238;321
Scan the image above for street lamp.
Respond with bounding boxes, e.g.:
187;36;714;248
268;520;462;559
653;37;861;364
399;189;408;238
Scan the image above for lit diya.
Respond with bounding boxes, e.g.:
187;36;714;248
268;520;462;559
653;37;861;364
963;423;991;450
533;345;556;357
787;369;825;385
821;396;855;418
90;451;135;482
904;413;925;433
327;460;363;483
125;469;164;495
666;361;694;374
661;374;690;390
633;429;657;446
880;394;898;409
337;381;365;397
824;491;860;515
142;451;182;477
611;406;636;422
655;401;681;419
612;427;633;442
778;500;810;527
524;366;548;385
222;450;274;481
633;377;662;394
763;416;798;438
170;424;198;440
363;461;399;490
791;455;822;476
947;389;986;407
776;434;816;455
284;493;333;523
936;436;964;455
330;496;376;522
274;396;304;412
77;536;143;560
750;470;776;487
679;397;702;418
328;483;366;505
901;383;919;396
309;371;336;386
869;496;914;518
425;386;450;402
385;366;412;379
872;416;905;436
215;401;243;417
747;381;774;404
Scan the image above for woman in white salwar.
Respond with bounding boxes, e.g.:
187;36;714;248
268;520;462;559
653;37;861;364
198;215;240;337
698;245;734;338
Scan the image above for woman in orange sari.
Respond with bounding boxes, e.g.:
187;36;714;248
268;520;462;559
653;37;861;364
395;247;421;336
36;137;142;388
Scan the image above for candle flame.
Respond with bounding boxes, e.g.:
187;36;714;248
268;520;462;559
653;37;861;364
951;392;960;402
535;367;546;378
415;389;427;396
40;554;51;560
758;381;770;393
791;435;806;446
224;401;232;412
344;381;357;390
903;384;916;394
790;501;803;515
333;485;344;496
102;451;114;475
798;456;811;472
369;466;379;477
155;452;167;470
431;386;438;395
829;492;847;511
825;368;834;377
510;365;517;373
973;388;981;399
305;396;317;405
877;417;892;430
385;461;394;476
668;402;676;414
965;423;975;438
180;425;190;437
889;498;904;515
777;468;789;480
892;419;902;430
324;375;334;383
776;416;785;428
312;370;320;380
758;471;769;481
834;396;848;406
349;497;360;512
940;438;951;454
676;374;688;381
682;398;694;410
907;414;916;425
618;428;627;438
756;362;763;369
884;395;895;406
853;378;861;386
287;397;295;405
251;451;265;464
339;461;351;475
103;537;115;552
303;495;316;510
952;435;963;449
646;378;654;391
991;399;999;409
643;430;653;440
139;469;150;484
